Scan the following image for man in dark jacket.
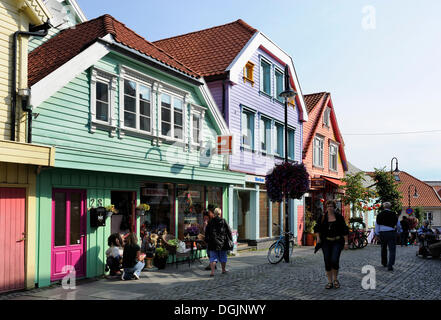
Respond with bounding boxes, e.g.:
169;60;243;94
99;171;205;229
375;202;398;271
400;216;410;247
205;207;233;277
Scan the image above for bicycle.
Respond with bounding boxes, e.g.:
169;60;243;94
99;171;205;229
267;223;295;264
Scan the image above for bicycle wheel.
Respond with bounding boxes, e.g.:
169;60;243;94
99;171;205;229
267;242;285;264
360;237;368;248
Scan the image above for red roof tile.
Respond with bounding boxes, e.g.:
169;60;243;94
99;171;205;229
396;172;441;208
29;14;199;86
303;92;328;114
153;19;258;77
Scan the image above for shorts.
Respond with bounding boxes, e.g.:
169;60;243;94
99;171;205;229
208;250;227;263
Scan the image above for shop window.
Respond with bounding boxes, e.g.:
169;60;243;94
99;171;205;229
177;184;205;240
140;183;174;235
243;61;255;85
259;189;269;238
207;186;223;212
272;201;281;236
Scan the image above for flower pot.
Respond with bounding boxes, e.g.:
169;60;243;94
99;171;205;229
135;209;145;216
305;233;315;246
153;256;167;269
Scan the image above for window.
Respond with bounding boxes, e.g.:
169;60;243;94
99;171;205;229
323;107;331;127
243;61;255;85
260;117;271;153
96;81;109;122
123;79;152;132
287;128;295;160
242;109;255;149
261;59;271;96
313;136;324;167
274;123;284;157
275;68;284;102
160;93;184;140
192;114;201;144
329;143;338;171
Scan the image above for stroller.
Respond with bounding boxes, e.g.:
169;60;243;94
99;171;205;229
416;232;441;258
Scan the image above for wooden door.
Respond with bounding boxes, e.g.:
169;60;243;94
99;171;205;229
51;189;87;281
0;188;26;293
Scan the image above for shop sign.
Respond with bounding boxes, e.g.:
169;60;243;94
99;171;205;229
217;135;233;155
311;178;325;189
179;191;201;198
142;188;169;197
245;175;266;184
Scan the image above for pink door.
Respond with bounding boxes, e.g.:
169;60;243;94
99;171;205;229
0;188;26;293
51;189;87;281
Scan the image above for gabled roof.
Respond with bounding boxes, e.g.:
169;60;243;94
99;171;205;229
396;172;441;208
153;19;258;77
28;14;200;86
302;92;348;171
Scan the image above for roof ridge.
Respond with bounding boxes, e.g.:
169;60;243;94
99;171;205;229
304;91;328;97
153;18;257;44
105;15;201;77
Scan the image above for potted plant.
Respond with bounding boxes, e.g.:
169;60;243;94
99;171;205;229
304;210;317;246
153;247;169;269
136;203;150;216
104;204;118;218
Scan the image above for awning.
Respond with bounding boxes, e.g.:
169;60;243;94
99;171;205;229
322;177;346;187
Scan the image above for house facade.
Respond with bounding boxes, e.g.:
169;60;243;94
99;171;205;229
301;92;348;244
395;172;441;228
28;14;245;288
0;0;53;293
154;20;308;248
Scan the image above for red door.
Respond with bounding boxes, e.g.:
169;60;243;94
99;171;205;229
51;189;87;281
0;188;26;293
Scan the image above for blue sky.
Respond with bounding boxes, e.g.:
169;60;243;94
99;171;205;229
76;0;441;180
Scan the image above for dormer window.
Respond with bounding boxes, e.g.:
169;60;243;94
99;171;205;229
323;107;331;127
243;61;255;85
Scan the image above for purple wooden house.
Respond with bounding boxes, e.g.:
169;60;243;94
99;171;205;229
155;19;308;248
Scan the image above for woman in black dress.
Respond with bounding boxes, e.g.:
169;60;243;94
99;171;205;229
314;200;349;289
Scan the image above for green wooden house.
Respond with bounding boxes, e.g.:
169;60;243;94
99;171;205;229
28;14;244;287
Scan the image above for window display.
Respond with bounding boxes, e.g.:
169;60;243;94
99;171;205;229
140;183;174;235
178;184;204;240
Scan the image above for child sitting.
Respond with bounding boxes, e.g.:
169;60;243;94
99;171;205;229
105;233;124;276
141;233;157;270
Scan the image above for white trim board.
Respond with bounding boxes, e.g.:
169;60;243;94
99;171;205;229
30;41;110;108
226;32;308;122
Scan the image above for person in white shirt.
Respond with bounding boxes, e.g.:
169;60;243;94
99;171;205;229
105;233;124;276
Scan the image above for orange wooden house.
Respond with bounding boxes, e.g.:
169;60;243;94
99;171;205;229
298;92;348;243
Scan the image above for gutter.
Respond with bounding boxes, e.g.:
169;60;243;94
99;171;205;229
12;20;51;142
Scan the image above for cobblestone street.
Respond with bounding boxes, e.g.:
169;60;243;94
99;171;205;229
2;244;440;300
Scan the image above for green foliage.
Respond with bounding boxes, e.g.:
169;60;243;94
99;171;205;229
414;206;424;228
304;210;317;234
373;167;403;213
167;239;179;247
155;247;169;258
340;172;377;216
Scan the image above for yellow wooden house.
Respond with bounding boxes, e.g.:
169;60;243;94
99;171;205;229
0;0;54;293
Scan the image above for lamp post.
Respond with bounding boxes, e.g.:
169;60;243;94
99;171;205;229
408;184;418;210
279;64;296;263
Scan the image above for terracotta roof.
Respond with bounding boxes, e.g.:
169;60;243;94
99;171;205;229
396;172;441;207
303;92;328;114
153;19;258;77
29;14;200;86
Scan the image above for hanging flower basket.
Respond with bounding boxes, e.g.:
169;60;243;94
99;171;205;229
265;162;310;202
136;203;150;216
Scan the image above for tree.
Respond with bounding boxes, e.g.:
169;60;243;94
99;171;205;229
372;167;403;213
340;172;377;219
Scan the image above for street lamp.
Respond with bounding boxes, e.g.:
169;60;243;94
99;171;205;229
408;184;418;209
390;157;399;174
279;64;297;263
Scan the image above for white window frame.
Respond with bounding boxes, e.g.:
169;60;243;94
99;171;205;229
313;135;324;168
121;76;153;135
329;141;338;171
260;115;271;154
287;127;295;160
158;89;187;143
274;67;285;102
90;68;117;136
190;104;206;148
274;121;284;157
323;107;331;127
260;56;272;97
241;107;255;150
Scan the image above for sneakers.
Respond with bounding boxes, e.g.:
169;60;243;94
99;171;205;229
133;273;140;280
121;271;126;281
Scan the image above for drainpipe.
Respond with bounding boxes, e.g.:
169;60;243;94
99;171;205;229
222;79;226;120
12;20;51;142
